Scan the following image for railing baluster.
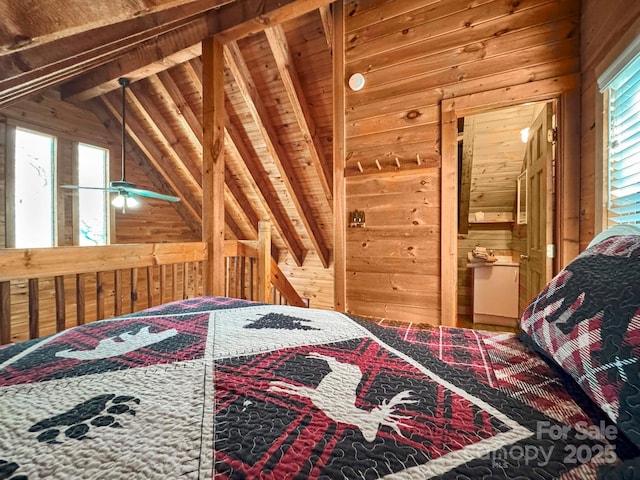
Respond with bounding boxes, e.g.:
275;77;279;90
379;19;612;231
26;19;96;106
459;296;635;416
182;262;188;299
193;262;200;298
28;279;39;340
131;268;139;313
96;271;105;321
54;276;66;333
233;256;240;298
76;274;85;326
159;265;166;304
114;270;122;317
146;266;154;308
240;256;246;299
248;258;254;301
224;257;231;297
172;264;178;301
0;281;11;344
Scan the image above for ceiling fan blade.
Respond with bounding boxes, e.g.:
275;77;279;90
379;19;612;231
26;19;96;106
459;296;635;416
125;187;180;202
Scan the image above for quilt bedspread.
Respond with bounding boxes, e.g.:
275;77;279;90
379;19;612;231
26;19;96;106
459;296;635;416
0;297;631;479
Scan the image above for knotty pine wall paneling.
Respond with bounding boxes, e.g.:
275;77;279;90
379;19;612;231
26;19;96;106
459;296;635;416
580;1;640;249
278;250;335;310
0;89;197;246
0;89;198;340
343;0;580;324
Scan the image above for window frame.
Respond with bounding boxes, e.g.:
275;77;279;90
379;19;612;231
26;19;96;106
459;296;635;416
75;142;110;246
595;18;640;233
4;119;113;248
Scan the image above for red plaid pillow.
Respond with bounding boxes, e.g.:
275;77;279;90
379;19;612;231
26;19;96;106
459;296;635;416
520;234;640;449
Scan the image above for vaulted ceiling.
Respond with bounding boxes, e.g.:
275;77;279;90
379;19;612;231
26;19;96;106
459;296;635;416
0;0;335;267
0;0;546;269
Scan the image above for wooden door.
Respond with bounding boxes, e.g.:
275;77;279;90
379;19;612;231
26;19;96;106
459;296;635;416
524;103;554;299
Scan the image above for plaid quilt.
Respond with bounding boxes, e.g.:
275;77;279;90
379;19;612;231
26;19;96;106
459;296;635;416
0;297;633;479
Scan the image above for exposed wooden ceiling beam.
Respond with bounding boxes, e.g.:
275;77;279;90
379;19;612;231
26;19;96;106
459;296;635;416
213;0;335;43
126;82;203;192
224;169;280;260
225;106;306;267
60;18;208;102
100;92;202;224
90;98;202;237
0;0;331;109
156;70;203;145
264;24;333;206
318;6;334;54
224;41;331;268
0;1;223;109
184;56;303;264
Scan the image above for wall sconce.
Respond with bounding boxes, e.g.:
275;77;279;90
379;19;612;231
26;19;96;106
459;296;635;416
520;127;530;144
348;73;366;91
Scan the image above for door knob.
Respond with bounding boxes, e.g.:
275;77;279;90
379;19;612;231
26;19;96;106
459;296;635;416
520;254;529;260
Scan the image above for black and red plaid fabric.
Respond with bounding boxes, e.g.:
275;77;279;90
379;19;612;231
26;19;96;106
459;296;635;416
520;234;640;450
0;297;634;479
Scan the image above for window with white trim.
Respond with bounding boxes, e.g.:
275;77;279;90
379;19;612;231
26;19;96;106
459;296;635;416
14;127;56;248
599;37;640;227
77;143;109;245
9;125;110;247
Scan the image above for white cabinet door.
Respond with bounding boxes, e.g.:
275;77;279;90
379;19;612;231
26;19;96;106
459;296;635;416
473;265;519;324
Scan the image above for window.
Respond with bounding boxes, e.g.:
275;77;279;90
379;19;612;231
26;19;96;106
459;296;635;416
603;54;640;226
14;128;56;248
9;125;110;248
77;143;109;245
598;30;640;228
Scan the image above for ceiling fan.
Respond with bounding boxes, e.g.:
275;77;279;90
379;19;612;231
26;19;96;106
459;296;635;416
63;77;180;213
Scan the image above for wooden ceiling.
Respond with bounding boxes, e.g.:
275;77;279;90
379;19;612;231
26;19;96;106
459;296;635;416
462;102;546;219
0;0;550;268
0;0;335;267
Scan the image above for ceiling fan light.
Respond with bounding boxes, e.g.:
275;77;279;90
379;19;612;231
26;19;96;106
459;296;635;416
126;195;139;208
111;194;125;208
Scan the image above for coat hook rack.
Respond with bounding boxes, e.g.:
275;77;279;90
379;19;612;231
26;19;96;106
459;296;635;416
375;159;382;170
395;157;401;168
416;153;421;166
357;161;364;173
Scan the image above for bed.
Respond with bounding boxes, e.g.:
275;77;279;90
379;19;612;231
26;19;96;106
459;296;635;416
1;232;639;479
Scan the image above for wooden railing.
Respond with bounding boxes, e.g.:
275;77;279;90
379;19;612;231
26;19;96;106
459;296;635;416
0;222;306;345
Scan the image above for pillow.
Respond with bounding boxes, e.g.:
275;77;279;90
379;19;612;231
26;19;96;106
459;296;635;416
519;233;640;449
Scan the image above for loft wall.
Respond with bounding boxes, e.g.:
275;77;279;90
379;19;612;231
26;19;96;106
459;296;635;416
0;90;198;342
343;0;580;323
0;89;197;247
579;0;640;249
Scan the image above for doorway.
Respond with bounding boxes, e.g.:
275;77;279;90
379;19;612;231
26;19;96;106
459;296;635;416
439;81;581;328
455;101;554;324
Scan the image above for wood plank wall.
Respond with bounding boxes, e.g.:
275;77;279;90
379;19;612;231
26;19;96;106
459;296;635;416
1;90;200;340
580;1;640;249
278;251;334;310
0;90;197;247
343;0;580;323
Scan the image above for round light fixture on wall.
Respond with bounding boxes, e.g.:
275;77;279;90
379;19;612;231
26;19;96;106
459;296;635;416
348;73;366;91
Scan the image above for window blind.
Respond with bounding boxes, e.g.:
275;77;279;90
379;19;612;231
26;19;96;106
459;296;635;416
608;53;640;225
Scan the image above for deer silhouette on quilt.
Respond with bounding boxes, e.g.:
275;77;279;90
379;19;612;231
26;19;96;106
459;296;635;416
269;352;417;442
